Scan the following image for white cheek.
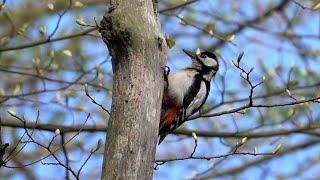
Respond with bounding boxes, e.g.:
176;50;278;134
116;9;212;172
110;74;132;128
204;58;218;67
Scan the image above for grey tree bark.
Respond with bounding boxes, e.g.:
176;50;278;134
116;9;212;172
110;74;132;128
99;0;168;179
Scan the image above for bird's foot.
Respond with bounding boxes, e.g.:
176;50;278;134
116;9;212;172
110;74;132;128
161;65;170;88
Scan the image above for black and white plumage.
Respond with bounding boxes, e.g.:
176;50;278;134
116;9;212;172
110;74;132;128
159;49;219;144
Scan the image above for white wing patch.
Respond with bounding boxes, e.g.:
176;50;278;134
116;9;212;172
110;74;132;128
186;81;207;116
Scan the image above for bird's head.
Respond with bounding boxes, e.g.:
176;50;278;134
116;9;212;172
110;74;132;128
183;49;219;74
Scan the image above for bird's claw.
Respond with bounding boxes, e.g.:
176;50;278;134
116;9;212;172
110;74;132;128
161;65;170;77
161;65;170;88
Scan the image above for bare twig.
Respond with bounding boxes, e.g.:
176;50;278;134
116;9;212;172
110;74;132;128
4;113;90;178
47;0;73;40
159;0;200;13
2;119;320;139
0;117;9;168
77;139;101;177
198;139;320;179
0;28;97;52
84;84;111;115
61;133;70;180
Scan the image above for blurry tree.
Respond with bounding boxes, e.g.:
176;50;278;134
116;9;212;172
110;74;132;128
0;0;320;179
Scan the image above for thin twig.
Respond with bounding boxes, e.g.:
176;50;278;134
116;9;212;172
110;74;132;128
84;84;111;115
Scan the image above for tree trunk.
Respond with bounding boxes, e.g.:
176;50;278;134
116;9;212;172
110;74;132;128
99;0;167;179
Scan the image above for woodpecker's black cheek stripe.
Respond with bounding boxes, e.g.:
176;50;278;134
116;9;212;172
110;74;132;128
212;65;219;71
199;65;219;74
195;57;206;66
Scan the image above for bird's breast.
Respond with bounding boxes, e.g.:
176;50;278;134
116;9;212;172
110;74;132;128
167;70;196;103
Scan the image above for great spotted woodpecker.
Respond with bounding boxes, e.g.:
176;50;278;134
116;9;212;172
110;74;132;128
159;49;219;144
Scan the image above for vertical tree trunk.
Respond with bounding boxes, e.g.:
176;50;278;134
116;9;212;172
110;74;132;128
99;0;167;179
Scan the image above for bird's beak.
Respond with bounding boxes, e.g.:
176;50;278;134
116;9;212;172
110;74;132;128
183;49;197;59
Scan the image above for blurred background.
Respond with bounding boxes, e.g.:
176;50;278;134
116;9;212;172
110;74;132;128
0;0;320;179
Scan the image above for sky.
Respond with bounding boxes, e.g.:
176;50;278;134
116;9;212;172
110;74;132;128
1;0;320;179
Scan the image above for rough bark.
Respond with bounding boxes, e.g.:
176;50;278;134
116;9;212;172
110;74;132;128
99;0;167;179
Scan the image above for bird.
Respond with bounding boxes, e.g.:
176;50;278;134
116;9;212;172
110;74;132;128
158;49;219;144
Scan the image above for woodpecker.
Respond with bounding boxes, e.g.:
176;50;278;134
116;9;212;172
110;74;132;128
159;49;219;144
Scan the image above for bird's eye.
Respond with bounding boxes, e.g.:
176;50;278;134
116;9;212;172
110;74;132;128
200;54;207;58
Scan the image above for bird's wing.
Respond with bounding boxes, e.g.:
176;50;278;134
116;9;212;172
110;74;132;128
177;76;210;129
189;79;210;115
183;74;202;109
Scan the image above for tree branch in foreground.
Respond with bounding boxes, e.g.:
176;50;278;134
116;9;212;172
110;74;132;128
2;119;320;139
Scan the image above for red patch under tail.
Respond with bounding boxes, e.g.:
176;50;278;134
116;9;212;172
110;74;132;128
159;93;181;144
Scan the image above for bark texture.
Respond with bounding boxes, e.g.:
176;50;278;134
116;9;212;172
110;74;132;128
99;0;167;179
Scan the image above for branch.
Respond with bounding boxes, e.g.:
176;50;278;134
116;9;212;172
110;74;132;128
0;119;107;133
156;151;274;163
84;84;111;115
0;28;97;52
290;0;317;10
198;139;320;179
4;113;91;178
76;140;101;177
1;57;104;99
212;0;290;49
155;137;275;172
159;0;200;13
188;95;320;120
60;133;70;180
2;119;320;139
174;124;320;138
204;81;320;112
0;116;9;168
174;15;237;45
